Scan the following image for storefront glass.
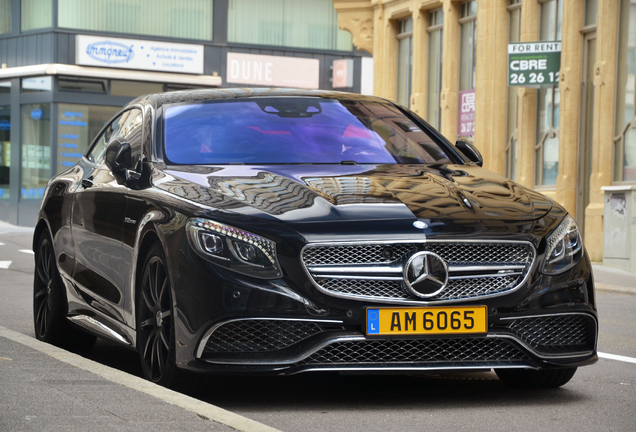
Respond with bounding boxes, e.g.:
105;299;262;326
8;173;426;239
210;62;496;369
535;0;562;186
58;0;213;41
427;9;443;130
0;0;11;34
57;103;120;174
22;0;52;31
0;105;9;199
228;0;352;51
615;0;636;182
21;104;50;200
506;0;522;181
397;17;413;108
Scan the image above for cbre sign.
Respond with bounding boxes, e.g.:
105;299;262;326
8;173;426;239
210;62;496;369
508;42;561;86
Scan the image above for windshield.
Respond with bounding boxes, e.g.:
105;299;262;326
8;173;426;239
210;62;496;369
163;98;452;165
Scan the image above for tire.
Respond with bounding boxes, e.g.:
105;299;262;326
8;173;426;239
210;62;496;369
495;367;578;388
137;242;181;387
136;242;212;394
33;230;96;351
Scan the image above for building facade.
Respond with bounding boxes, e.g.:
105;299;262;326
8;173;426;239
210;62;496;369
334;0;635;268
0;0;371;226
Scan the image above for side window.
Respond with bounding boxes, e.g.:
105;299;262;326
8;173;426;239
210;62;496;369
87;113;123;165
118;109;144;171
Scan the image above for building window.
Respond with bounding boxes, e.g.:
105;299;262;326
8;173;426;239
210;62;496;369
506;0;522;180
58;0;213;41
615;0;636;182
56;104;120;174
397;17;413;107
0;0;11;34
459;1;477;92
535;0;562;186
21;104;50;200
22;0;52;31
0;105;9;199
427;9;444;129
228;0;352;51
585;0;598;27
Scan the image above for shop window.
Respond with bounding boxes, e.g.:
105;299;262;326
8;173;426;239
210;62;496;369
0;0;11;34
397;17;413;108
57;104;120;174
535;0;562;186
228;0;352;51
458;1;477;139
58;0;213;41
110;81;163;98
614;0;636;182
427;9;443;130
0;105;9;199
21;104;50;200
22;0;52;31
506;0;522;180
59;77;107;93
0;80;9;94
21;76;52;92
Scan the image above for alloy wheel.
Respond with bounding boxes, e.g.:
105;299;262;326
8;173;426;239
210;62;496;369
139;255;173;383
33;237;54;339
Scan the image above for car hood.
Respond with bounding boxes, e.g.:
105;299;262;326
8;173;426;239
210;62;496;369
156;164;553;229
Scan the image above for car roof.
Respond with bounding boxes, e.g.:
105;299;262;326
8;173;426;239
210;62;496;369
128;88;386;107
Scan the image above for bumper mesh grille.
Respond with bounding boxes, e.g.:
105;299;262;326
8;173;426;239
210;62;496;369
507;315;594;353
303;241;533;302
204;320;324;353
301;338;532;365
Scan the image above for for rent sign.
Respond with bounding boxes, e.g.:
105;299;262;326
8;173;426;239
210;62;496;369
508;42;561;86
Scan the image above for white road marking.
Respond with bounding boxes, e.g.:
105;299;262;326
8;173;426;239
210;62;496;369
0;326;282;432
598;352;636;364
18;250;34;255
0;261;11;269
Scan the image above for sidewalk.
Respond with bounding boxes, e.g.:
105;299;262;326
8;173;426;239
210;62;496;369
592;263;636;296
0;327;280;432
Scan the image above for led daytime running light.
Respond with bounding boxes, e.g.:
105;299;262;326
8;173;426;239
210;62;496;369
195;220;276;265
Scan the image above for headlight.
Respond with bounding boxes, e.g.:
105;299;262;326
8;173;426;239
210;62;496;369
541;214;584;275
186;218;282;279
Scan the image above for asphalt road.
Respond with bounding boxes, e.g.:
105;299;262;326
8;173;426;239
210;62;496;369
1;228;635;432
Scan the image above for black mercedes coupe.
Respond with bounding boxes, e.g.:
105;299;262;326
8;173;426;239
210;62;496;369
33;88;597;389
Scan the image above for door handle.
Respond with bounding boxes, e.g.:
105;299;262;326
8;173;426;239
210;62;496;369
81;178;94;188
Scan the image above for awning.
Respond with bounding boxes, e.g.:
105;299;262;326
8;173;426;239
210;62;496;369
0;63;222;86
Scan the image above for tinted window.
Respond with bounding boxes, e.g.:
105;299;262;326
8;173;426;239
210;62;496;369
87;108;142;167
163;98;451;165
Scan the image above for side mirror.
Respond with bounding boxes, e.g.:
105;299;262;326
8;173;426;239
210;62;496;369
455;139;484;167
105;137;134;186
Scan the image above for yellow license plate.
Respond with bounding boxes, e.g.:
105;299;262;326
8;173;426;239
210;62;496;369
366;306;488;336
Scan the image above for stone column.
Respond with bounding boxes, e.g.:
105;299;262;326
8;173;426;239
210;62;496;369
440;0;460;142
514;0;540;189
474;0;509;174
585;0;620;262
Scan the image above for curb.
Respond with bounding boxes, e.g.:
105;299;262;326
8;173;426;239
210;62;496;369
595;283;636;296
0;326;282;432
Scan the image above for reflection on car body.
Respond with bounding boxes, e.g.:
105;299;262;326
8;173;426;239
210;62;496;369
33;88;597;389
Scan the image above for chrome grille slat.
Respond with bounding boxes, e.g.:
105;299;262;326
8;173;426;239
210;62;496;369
302;241;535;303
300;338;533;365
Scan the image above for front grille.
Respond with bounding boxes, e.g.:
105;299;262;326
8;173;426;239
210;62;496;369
302;241;535;303
300;338;533;365
204;320;325;353
507;314;595;354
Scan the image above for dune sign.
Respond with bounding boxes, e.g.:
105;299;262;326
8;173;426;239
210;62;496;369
227;53;319;89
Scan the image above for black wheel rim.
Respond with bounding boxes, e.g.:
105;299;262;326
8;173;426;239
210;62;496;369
34;238;53;339
139;256;172;382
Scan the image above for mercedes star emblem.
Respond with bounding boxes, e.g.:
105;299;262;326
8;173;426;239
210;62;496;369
403;251;449;298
